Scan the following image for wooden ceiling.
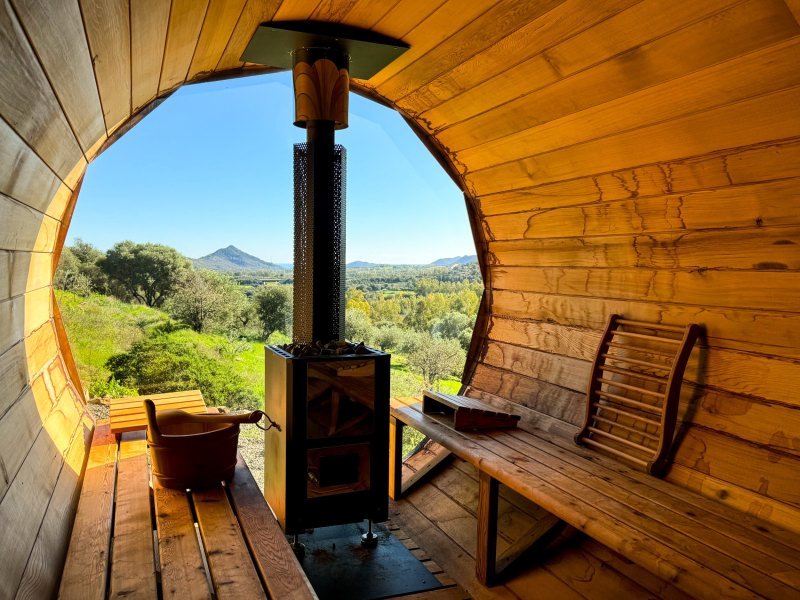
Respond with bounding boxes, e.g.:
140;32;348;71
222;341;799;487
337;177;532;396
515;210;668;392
1;1;800;596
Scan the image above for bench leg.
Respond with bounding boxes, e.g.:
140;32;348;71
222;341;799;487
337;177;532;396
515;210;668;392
476;471;499;586
389;416;405;500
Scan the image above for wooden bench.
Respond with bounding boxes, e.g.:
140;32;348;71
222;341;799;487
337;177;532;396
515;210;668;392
59;423;317;600
390;397;800;599
109;390;208;436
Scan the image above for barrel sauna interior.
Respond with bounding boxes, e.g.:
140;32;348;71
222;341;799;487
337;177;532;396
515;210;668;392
1;1;799;597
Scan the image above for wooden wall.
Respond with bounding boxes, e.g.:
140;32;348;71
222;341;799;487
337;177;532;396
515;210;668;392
0;1;798;595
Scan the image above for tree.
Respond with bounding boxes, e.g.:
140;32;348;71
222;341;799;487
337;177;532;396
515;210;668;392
54;247;92;295
71;238;108;292
432;311;474;351
168;269;244;333
345;307;374;344
101;241;190;307
253;284;292;339
371;324;404;351
407;333;466;389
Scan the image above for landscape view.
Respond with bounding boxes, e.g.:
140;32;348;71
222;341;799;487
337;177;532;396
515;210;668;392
56;240;480;458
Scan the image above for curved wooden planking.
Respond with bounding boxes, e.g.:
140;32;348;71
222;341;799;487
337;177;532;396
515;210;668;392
1;1;800;596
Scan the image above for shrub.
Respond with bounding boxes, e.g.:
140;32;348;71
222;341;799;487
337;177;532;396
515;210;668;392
106;334;259;410
88;378;138;399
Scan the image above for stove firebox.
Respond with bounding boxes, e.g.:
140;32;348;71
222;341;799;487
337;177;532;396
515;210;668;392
264;345;389;534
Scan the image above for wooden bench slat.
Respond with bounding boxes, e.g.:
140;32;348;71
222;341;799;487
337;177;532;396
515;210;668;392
477;391;800;558
472;424;797;597
394;405;768;600
110;400;208;417
58;423;117;600
110;391;205;408
110;431;157;600
492;428;800;591
228;454;318;600
154;481;212;600
193;486;267;599
109;391;206;435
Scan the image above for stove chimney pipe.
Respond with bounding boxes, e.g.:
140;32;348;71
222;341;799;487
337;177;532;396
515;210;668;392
291;47;349;343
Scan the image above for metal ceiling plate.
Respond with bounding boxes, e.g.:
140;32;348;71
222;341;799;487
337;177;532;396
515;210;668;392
241;21;409;80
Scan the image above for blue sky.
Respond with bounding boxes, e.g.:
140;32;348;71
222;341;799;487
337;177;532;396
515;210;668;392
67;71;473;264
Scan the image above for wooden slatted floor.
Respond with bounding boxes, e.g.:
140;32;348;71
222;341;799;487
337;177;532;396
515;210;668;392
390;458;692;600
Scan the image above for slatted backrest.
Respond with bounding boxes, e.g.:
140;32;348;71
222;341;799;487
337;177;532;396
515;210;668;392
575;315;700;476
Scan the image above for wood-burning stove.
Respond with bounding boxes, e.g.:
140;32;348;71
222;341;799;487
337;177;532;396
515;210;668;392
264;345;389;534
243;21;407;542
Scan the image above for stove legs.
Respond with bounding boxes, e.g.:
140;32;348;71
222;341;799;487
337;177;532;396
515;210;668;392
361;519;378;548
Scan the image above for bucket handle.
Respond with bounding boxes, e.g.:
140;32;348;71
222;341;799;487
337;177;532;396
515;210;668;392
144;399;281;436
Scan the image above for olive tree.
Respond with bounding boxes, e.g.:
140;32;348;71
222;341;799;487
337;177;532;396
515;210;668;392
101;241;190;307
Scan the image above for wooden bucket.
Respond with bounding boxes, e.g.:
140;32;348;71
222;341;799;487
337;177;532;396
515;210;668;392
145;399;264;490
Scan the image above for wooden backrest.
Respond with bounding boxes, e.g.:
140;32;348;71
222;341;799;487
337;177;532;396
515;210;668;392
575;315;700;476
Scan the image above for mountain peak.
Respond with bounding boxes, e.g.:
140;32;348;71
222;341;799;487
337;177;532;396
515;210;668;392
193;246;284;271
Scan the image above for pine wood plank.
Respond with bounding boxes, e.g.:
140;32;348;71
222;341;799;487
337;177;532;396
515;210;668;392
401;439;452;496
370;0;450;41
154;481;212;600
160;0;210;93
109;431;157;599
468;84;800;196
0;380;53;502
785;0;800;22
272;0;323;21
544;544;657;599
227;454;317;600
0;387;82;598
365;0;499;88
469;388;800;553
0;2;85;180
487;316;800;409
491;265;800;312
489;226;800;271
503;426;800;569
475;471;498;585
193;486;267;599
469;364;585;430
478;135;800;218
0;342;28;419
459;36;800;172
431;459;540;544
0;295;24;356
399;489;520;600
492;429;800;589
80;0;131;133
16;416;92;600
503;410;800;549
376;0;566;100
436;0;799;152
491;289;800;360
666;463;800;534
214;0;283;72
0;250;52;301
130;0;171;111
10;0;106;156
187;0;247;80
109;390;206;434
0;193;59;252
484;179;800;242
58;423;117;599
0;115;65;215
581;539;694;600
397;0;638;114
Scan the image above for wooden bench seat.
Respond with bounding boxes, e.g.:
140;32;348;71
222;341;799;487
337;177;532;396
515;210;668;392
109;390;208;436
59;423;317;600
391;397;800;599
